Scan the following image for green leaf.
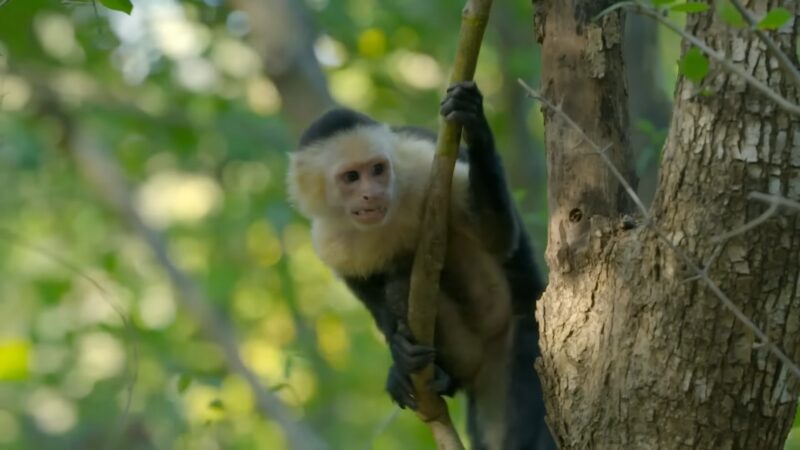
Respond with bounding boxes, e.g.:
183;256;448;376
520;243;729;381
757;8;792;30
98;0;133;14
679;47;710;83
718;1;745;27
670;2;710;13
0;340;30;381
652;0;677;6
283;355;294;378
208;399;225;411
270;382;289;393
513;189;527;204
177;374;192;393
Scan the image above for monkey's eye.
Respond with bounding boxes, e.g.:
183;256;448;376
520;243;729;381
373;163;385;176
343;171;359;183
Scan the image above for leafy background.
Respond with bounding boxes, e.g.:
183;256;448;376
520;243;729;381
0;0;797;449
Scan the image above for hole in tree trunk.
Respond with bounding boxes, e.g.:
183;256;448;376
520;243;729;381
569;208;583;223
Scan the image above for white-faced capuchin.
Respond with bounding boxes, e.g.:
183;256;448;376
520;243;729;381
286;81;556;450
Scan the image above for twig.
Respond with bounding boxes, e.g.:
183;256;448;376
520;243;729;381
711;195;779;242
601;2;800;117
750;191;800;211
362;407;401;450
519;84;800;379
70;135;330;450
729;0;800;93
712;192;800;242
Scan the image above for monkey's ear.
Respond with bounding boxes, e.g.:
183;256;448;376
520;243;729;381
286;151;329;218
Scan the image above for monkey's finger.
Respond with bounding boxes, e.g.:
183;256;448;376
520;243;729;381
446;80;478;93
404;352;436;373
441;86;482;104
447;82;482;101
393;346;435;373
440;97;480;116
428;366;456;396
392;332;435;356
386;369;417;409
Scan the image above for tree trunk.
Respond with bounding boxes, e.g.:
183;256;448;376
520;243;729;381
535;1;800;449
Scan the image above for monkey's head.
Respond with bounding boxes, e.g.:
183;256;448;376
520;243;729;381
288;108;398;229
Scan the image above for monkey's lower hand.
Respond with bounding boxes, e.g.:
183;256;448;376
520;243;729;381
386;332;457;409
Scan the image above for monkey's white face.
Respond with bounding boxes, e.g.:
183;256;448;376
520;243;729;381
333;155;394;228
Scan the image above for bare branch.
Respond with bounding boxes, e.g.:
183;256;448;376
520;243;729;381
729;0;800;92
712;192;800;242
711;196;779;243
750;191;800;211
70;136;330;450
611;2;800;117
522;89;800;379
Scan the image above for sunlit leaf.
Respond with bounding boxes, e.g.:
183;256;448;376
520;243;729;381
635;119;657;135
270;382;289;393
209;399;225;411
679;47;709;83
670;2;710;13
98;0;133;14
0;340;30;381
513;189;527;204
283;355;294;378
757;8;792;30
177;374;193;393
718;1;745;27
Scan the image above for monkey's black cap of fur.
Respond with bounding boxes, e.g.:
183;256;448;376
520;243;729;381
298;108;378;149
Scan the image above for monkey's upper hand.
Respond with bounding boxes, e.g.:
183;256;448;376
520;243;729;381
440;81;486;128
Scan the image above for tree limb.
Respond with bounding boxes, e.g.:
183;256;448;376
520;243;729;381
405;1;493;448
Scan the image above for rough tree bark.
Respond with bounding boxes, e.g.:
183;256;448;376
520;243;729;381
534;1;800;449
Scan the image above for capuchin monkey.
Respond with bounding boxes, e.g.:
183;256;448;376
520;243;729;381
287;81;555;450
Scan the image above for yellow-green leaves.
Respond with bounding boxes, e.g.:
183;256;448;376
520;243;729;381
0;340;30;381
757;8;792;30
178;374;193;394
680;46;709;83
98;0;133;14
718;1;746;27
650;0;710;12
670;2;710;13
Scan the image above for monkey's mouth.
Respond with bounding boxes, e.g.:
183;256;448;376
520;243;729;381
351;206;388;224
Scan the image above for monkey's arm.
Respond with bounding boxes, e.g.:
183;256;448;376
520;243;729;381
441;81;520;256
344;273;457;409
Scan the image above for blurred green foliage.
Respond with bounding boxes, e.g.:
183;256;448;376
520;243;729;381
0;0;794;449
